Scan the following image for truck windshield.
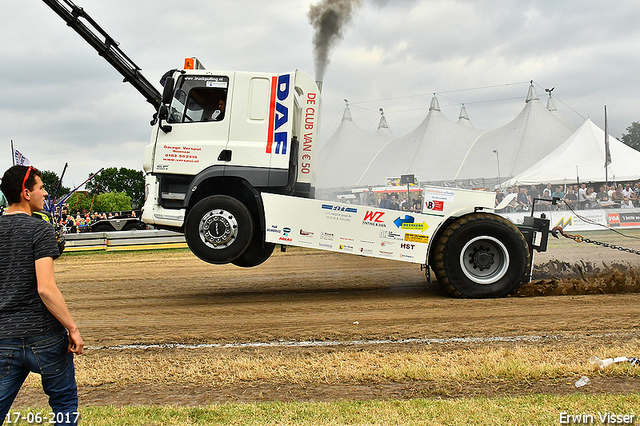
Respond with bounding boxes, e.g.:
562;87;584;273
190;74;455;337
168;75;229;123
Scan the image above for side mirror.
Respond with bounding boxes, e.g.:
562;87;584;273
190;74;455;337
162;77;174;105
158;104;169;120
158;104;172;133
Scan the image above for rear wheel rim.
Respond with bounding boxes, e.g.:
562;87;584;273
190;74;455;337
459;236;510;285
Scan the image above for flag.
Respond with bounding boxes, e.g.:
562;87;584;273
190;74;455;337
604;105;611;168
604;133;611;168
12;146;30;166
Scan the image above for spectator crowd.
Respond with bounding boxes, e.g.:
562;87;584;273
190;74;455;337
494;182;640;212
55;210;139;234
341;188;425;212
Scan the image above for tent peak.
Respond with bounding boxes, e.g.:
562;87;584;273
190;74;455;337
526;83;540;103
429;94;441;111
341;99;352;121
377;108;391;131
458;104;470;121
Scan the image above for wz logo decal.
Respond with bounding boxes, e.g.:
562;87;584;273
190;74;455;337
266;74;291;155
363;211;386;227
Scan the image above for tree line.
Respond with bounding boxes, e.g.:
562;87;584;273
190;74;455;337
621;122;640;151
40;167;144;214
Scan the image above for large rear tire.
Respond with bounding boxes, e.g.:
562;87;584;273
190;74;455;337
431;213;530;298
185;195;254;264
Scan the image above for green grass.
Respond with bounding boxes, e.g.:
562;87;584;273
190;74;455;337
12;394;639;425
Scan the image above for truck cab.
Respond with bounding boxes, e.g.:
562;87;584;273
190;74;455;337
142;61;321;267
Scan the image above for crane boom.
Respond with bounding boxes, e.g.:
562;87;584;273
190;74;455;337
42;0;162;111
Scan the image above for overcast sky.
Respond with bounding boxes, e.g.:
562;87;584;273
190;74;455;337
1;0;639;188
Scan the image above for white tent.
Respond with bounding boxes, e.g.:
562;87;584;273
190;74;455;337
454;84;576;186
314;104;394;191
357;96;484;187
502;119;640;186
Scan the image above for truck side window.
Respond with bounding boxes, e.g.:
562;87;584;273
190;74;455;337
168;76;229;123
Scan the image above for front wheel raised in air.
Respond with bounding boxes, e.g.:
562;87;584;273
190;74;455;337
185;195;254;264
431;213;530;298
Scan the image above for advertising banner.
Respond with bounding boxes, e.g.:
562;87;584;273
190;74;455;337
608;211;640;227
262;193;437;264
501;209;640;231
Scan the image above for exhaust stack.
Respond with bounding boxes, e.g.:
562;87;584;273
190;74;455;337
316;81;323;93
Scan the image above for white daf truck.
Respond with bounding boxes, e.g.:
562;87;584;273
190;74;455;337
43;0;551;298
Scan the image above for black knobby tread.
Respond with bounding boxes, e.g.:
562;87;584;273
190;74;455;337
432;212;530;298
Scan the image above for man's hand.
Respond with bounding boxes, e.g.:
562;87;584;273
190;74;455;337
68;327;84;355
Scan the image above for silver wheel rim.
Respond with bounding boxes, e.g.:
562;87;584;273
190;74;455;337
459;236;509;285
198;209;238;249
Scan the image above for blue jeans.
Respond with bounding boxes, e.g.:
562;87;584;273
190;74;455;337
0;331;78;426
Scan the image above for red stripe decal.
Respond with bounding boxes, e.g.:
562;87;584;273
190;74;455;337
266;76;278;153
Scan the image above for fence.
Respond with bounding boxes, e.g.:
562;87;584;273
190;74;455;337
63;229;187;252
500;208;640;232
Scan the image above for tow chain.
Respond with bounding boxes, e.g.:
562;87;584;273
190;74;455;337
551;226;640;256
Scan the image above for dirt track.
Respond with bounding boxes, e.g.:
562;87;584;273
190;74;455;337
13;233;640;407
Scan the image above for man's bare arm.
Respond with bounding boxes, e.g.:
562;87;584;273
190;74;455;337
35;257;84;354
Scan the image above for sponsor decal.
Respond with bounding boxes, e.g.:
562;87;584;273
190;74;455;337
339;236;354;241
363;210;387;227
300;92;317;176
161;145;201;164
424;187;455;202
266;228;281;233
266;74;291;155
323;204;356;223
608;213;620;225
360;248;374;255
425;200;444;212
401;221;428;232
394;215;414;228
283;227;291;237
393;215;428;232
378;250;394;258
339;244;354;252
380;241;395;247
400;253;415;260
319;242;333;249
322;204;358;213
155;164;169;171
359;240;375;245
279;236;292;242
400;243;416;250
379;230;403;240
405;233;430;244
299;229;314;237
320;232;334;241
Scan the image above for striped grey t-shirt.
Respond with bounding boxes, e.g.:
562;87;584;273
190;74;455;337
0;213;64;338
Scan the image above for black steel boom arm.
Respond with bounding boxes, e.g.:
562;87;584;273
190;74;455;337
42;0;162;111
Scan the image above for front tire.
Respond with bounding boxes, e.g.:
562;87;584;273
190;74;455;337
231;236;275;268
185;195;254;264
432;213;529;298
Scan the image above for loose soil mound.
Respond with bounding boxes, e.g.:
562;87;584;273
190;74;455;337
517;260;640;297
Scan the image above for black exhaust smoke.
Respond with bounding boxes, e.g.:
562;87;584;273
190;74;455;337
308;0;363;83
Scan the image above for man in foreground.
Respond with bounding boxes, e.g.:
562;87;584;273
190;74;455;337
0;165;84;425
